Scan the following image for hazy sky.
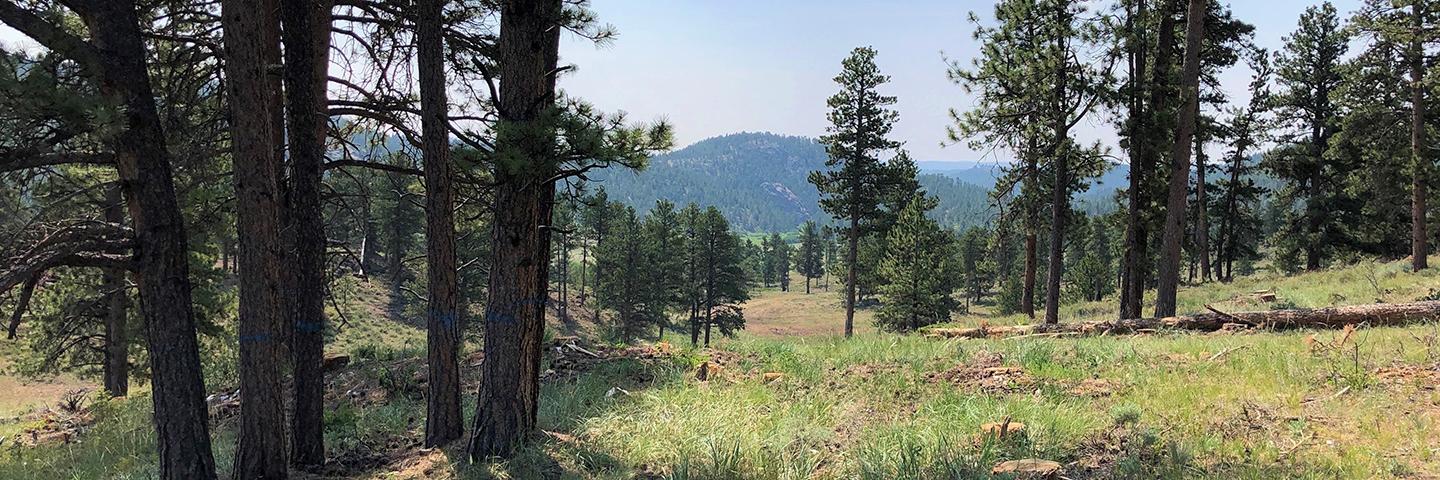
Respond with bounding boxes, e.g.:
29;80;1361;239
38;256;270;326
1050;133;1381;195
1;0;1363;163
559;0;1363;164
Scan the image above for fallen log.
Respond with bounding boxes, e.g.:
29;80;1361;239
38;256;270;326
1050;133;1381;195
925;301;1440;339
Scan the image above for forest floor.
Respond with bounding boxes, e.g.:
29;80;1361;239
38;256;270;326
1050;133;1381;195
1;258;1439;478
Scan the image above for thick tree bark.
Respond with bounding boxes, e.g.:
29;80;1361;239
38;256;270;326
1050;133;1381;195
417;0;463;447
279;0;334;466
222;0;290;476
844;213;859;337
927;301;1440;339
1043;12;1069;326
86;2;218;477
1119;0;1149;320
1411;0;1429;271
1124;0;1177;320
469;0;561;460
1154;0;1206;318
102;186;128;397
1023;223;1037;319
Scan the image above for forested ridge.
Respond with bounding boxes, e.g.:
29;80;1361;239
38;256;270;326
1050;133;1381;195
1;0;1439;478
591;131;1002;232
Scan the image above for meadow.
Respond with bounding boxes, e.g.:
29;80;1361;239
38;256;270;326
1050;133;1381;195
1;257;1437;479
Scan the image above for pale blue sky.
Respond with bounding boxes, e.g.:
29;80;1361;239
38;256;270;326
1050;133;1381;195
559;0;1363;163
0;1;1363;163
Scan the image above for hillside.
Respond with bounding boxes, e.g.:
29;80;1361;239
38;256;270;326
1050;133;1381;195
593;132;1154;232
591;132;997;232
7;258;1438;478
589;132;828;232
920;161;1132;216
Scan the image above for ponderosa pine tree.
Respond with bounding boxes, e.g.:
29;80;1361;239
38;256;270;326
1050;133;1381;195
1037;0;1112;325
696;207;749;346
957;226;991;311
1348;0;1436;268
468;0;568;458
956;0;1111;324
821;227;839;291
551;201;577;323
469;1;670;457
810;46;908;338
950;0;1049;320
417;0;463;448
279;0;334;463
221;0;288;475
796;221;824;294
768;233;792;292
582;187;613;314
1155;0;1208;317
645;200;686;338
759;234;778;287
1265;2;1352;272
680;203;706;344
1118;0;1167;321
1212;48;1272;282
0;2;219;477
875;196;957;332
1065;214;1116;302
596;206;651;341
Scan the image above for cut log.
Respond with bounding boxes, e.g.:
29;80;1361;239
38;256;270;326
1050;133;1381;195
991;459;1061;477
925;301;1440;339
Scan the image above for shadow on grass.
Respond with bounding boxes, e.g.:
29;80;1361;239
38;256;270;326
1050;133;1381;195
316;355;688;479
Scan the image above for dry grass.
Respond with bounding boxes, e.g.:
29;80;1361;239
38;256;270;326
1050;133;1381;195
742;277;877;338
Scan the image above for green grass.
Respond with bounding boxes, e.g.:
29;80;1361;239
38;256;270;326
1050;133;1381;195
2;257;1439;478
947;255;1440;328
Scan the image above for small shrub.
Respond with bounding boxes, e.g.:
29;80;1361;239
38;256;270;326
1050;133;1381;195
1110;404;1142;426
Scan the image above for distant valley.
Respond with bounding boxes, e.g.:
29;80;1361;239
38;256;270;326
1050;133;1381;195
589;132;1130;232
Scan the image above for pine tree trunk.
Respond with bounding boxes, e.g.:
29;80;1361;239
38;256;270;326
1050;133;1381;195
844;213;859;337
689;303;700;345
1305;169;1323;271
223;0;290;475
1123;0;1157;320
1219;149;1242;283
560;235;569;321
361;215;378;276
102;186;129;397
82;2;218;477
1195;133;1209;282
279;0;333;465
1411;0;1429;271
1022;226;1037;319
417;0;462;448
704;303;713;347
469;0;561;460
1043;12;1069;326
579;241;588;305
1155;0;1206;318
1125;0;1177;319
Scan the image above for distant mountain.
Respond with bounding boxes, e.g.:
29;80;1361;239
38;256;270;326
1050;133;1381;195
590;132;998;232
589;132;826;231
921;161;1132;216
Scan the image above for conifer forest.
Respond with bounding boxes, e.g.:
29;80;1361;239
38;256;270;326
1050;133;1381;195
2;0;1440;478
